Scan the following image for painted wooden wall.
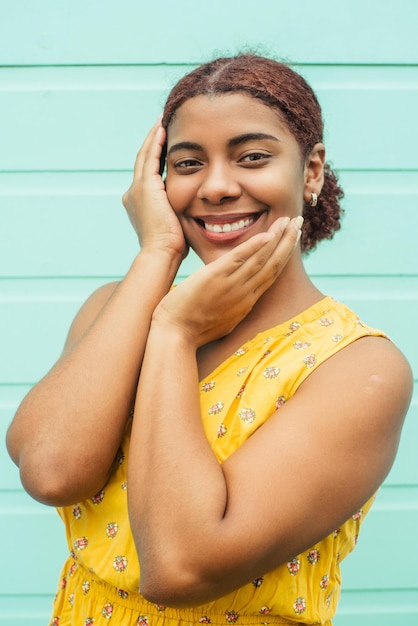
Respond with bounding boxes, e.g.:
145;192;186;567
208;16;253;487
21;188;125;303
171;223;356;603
1;1;417;623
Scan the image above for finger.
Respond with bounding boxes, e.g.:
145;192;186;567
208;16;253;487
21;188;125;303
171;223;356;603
219;216;301;291
142;125;166;179
248;217;303;292
212;231;277;279
267;215;291;235
132;119;164;180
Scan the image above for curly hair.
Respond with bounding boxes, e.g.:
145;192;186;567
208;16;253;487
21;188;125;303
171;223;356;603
162;54;344;253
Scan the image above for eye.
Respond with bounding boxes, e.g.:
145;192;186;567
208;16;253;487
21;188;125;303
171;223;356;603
239;152;271;165
172;158;203;172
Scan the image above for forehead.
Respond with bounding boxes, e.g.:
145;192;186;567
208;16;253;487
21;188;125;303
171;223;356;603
167;93;292;145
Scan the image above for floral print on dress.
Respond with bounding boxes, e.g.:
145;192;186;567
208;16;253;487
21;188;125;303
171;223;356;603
320;575;329;590
293;341;311;350
287;558;300;575
225;610;239;623
286;321;301;336
217;423;227;438
106;522;119;539
303;354;317;368
72;505;82;519
352;509;363;521
208;401;224;415
113;555;128;572
73;536;88;551
252;577;264;587
201;381;215;392
263;366;280;379
307;549;320;565
293;597;306;615
239;408;256;424
236;384;245;398
91;490;105;505
275;396;286;409
102;603;113;619
136;616;149;626
318;317;334;327
68;561;77;576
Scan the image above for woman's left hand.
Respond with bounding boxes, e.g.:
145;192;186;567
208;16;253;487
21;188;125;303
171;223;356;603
151;215;302;347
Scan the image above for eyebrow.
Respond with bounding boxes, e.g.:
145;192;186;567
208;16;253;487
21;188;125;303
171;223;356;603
167;141;202;157
167;133;280;157
228;132;280;147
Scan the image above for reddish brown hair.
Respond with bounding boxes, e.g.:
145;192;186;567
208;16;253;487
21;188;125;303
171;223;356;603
162;54;344;253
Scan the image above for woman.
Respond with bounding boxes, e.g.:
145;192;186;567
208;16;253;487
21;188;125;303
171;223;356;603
7;54;412;625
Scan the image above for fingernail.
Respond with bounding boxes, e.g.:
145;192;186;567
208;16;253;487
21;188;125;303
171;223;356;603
294;215;304;231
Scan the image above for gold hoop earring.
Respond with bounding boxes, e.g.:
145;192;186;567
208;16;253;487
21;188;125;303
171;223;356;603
310;192;318;208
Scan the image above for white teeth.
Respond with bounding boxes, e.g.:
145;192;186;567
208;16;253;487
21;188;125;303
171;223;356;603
204;217;254;233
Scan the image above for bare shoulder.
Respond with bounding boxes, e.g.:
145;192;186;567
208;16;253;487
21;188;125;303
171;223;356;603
305;335;413;425
296;335;413;475
63;281;120;353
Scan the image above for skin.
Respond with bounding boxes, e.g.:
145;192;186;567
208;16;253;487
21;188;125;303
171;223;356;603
6;93;412;609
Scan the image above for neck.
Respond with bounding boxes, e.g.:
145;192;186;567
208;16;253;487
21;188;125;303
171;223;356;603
237;254;324;335
196;255;324;381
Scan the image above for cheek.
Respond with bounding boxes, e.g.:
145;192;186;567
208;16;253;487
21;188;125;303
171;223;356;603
165;177;188;214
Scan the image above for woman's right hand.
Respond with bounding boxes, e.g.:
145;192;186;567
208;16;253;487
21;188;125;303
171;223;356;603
122;120;188;259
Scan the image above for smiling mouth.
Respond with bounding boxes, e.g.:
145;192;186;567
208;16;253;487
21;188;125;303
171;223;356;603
196;214;260;233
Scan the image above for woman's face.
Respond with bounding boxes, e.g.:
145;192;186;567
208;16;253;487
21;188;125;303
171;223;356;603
165;93;310;264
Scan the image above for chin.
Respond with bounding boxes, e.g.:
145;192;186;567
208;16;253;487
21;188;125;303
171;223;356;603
192;246;235;266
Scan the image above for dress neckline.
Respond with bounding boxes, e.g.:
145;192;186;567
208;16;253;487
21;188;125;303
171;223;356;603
199;295;335;383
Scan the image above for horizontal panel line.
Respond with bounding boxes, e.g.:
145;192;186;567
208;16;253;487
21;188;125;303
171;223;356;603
1;274;418;280
341;587;418;593
0;169;417;174
2;63;418;70
1;168;418;175
0;382;33;387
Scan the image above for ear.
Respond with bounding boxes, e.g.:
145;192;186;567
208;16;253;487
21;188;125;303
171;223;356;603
303;143;325;204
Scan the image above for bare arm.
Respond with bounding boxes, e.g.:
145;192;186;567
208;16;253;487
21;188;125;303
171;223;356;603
6;121;186;506
128;240;412;606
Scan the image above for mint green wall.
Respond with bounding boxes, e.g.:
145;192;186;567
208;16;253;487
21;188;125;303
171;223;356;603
1;1;417;624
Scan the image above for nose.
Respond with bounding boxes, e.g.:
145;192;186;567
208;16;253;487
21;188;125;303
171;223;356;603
197;163;242;204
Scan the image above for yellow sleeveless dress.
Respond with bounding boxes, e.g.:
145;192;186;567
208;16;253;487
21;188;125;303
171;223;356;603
51;296;387;626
